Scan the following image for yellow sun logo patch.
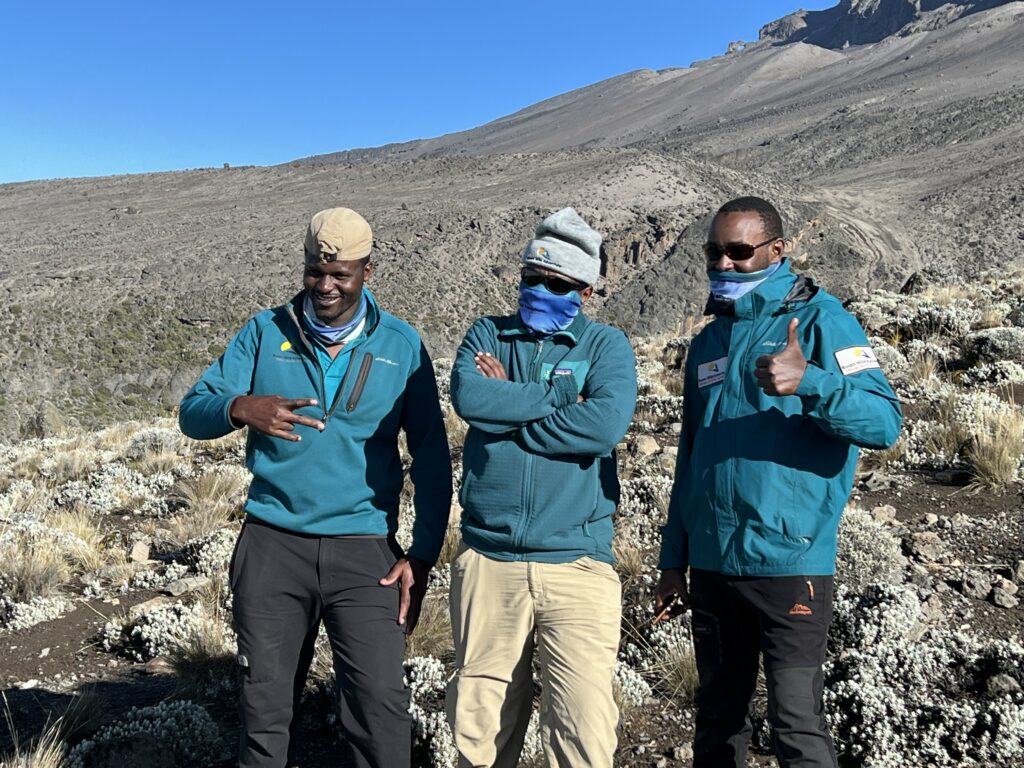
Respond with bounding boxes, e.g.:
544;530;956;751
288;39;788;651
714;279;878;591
280;341;292;352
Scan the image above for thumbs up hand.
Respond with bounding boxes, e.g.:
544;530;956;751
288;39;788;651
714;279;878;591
754;318;807;396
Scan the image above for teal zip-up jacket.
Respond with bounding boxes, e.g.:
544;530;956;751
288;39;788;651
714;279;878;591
178;289;452;564
451;312;638;564
659;261;902;576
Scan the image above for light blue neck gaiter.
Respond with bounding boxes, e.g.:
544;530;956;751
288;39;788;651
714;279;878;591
707;261;783;305
517;283;582;336
302;293;367;345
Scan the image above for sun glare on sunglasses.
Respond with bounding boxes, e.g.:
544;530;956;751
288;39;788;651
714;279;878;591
703;236;780;262
521;269;586;295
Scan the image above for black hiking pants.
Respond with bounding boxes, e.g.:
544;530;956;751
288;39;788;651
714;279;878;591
230;516;411;768
689;568;838;768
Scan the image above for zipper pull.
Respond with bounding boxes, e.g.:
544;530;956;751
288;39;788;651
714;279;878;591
806;579;815;601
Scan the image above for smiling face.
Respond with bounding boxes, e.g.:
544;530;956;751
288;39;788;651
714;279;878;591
302;253;372;326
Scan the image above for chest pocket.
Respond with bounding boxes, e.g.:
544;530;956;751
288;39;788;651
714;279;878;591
540;360;590;393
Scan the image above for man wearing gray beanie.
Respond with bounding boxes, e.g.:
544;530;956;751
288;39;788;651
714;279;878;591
447;208;638;767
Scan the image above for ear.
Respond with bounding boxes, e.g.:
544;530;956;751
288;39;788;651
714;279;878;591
363;261;375;282
769;238;786;263
579;285;594;303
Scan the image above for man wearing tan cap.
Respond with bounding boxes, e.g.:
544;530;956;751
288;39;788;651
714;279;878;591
180;208;452;768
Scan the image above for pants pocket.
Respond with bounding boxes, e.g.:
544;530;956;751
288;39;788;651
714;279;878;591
233;612;286;684
228;523;249;594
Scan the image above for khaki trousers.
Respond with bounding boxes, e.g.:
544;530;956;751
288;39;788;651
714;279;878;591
446;546;622;768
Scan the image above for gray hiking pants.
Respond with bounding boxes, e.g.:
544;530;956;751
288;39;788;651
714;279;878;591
230;516;411;768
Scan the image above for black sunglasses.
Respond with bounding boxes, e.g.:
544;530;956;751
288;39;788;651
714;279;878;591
703;236;780;262
521;268;587;295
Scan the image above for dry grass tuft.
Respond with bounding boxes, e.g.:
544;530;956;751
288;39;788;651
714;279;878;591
921;393;970;462
621;617;699;705
966;402;1024;490
132;449;183;476
0;689;102;767
96;421;144;452
167;579;236;698
613;529;649;589
404;594;453;661
0;712;66;768
166;469;247;548
43;449;99;486
4;450;46;486
167;613;236;699
906;352;939;389
0;533;71;602
435;510;463;568
858;438;907;472
48;505;106;573
646;640;699;704
444;404;468;449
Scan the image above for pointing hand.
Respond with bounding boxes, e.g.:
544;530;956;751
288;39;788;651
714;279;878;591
754;318;807;396
229;395;324;441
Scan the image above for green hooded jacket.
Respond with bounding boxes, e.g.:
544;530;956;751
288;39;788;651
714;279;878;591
659;261;902;576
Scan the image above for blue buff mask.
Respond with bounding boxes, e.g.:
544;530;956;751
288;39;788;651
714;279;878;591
707;261;783;305
517;282;583;336
303;293;367;345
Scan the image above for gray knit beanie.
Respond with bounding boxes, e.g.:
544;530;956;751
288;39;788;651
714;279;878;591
521;207;602;286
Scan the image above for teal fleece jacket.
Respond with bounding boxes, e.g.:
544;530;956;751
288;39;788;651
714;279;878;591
451;312;638;564
659;261;902;576
178;289;453;564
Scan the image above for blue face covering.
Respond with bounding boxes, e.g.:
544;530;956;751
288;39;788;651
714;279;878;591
517;282;582;336
303;293;367;345
707;261;783;305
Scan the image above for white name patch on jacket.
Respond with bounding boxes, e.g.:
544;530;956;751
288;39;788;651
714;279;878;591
697;357;728;388
834;346;881;375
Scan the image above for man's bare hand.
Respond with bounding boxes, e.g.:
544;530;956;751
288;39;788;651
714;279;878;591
653;568;690;624
229;396;323;441
754;318;807;396
379;556;430;634
475;352;508;380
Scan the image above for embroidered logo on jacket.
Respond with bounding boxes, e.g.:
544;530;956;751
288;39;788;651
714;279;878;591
834;346;880;375
697;357;728;388
788;603;814;616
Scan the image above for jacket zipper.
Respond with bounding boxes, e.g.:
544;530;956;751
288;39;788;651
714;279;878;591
286;310;329;419
512;340;546;558
345;353;374;413
284;301;373;424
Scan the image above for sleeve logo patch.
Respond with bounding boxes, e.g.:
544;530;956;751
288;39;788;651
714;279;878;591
834;346;880;375
697;356;728;388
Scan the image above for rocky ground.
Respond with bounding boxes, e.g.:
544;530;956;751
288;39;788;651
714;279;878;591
1;269;1022;767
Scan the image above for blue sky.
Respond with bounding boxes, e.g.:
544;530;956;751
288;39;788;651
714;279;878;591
0;1;836;183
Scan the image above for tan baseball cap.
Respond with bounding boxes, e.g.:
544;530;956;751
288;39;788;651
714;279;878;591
304;208;373;262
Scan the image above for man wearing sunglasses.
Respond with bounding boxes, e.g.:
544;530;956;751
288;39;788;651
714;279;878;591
447;207;637;768
654;197;902;768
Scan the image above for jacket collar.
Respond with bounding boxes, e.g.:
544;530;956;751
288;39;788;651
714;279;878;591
703;260;816;320
498;310;589;345
286;287;380;340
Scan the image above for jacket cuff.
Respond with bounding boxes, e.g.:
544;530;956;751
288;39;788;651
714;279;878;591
407;541;440;568
795;363;837;406
550;372;579;407
226;396;245;431
658;528;688;570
